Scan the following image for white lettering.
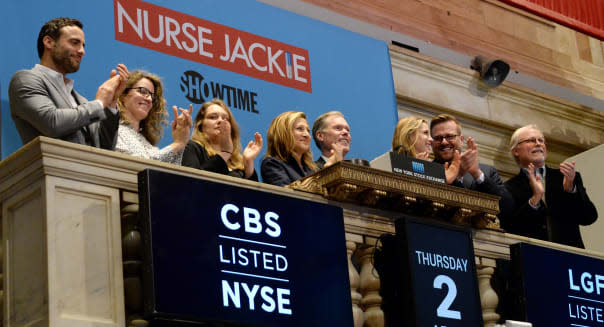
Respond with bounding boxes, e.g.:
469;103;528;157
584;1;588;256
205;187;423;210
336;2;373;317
117;2;142;39
292;54;307;83
264;211;281;237
221;204;240;231
249;43;267;71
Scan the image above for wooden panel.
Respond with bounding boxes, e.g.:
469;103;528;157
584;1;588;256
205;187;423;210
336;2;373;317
301;0;604;100
576;32;594;63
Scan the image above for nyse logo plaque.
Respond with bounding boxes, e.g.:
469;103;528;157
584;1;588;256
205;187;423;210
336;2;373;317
138;169;351;327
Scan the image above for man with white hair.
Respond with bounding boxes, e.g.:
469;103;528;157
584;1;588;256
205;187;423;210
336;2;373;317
501;124;597;248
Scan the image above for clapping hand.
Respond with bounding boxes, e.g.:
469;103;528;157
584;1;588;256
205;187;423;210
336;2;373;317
527;163;544;206
560;161;576;192
444;150;461;185
172;104;193;145
324;141;348;168
243;132;263;178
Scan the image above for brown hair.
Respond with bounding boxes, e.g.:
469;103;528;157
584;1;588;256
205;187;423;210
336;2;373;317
117;71;167;146
429;113;462;135
37;17;83;58
266;111;316;170
191;99;244;170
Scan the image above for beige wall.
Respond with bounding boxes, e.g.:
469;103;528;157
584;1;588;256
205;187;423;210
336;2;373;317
302;0;604;100
390;46;604;179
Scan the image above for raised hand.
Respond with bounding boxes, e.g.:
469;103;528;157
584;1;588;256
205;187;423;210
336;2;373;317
95;72;122;108
242;132;263;178
444;150;461;185
527;163;545;206
107;64;130;108
323;141;348;168
171;104;193;149
560;161;576;192
415;150;431;161
459;137;480;178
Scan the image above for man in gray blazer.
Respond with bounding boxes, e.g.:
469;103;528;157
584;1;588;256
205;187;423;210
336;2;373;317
9;17;126;149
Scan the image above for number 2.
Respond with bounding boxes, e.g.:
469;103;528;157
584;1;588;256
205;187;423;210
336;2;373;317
433;275;461;320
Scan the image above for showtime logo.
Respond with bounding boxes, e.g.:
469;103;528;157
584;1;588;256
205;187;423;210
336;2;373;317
114;0;312;93
180;70;260;114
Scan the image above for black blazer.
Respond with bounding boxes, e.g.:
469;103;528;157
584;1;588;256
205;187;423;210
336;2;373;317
433;159;505;196
315;156;326;169
181;140;258;181
261;155;313;186
500;166;597;248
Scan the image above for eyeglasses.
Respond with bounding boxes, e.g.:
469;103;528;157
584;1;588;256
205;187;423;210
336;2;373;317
432;134;459;143
517;137;546;146
126;87;156;102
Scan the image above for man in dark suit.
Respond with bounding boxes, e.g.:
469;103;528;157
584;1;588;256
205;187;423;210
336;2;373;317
430;114;504;195
311;111;350;169
500;124;597;248
9;17;127;149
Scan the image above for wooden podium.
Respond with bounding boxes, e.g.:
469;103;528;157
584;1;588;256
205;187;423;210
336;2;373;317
1;137;602;327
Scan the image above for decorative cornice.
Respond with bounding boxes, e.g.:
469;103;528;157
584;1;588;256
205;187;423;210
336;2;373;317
289;161;501;230
390;47;604;132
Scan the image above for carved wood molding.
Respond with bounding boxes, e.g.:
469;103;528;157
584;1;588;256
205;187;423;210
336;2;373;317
289;161;501;230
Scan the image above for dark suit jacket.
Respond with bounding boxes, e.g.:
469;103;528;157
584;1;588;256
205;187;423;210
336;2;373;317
9;65;119;149
181;140;258;181
500;166;597;248
315;156;326;169
261;156;313;186
434;159;505;196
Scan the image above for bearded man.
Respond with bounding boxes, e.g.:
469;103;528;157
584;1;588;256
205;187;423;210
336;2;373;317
9;17;128;149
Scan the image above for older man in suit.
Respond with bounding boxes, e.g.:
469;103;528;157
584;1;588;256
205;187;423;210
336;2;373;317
9;17;127;149
500;124;597;248
311;111;351;169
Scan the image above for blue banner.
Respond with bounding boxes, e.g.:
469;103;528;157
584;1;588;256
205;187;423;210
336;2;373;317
0;0;397;174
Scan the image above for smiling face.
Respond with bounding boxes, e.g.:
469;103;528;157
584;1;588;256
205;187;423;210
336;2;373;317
512;127;547;168
292;118;311;156
431;120;462;163
122;78;155;124
201;104;232;144
413;122;432;155
48;25;85;74
316;115;351;155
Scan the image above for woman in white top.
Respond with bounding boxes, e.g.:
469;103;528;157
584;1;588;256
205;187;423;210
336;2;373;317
115;71;192;164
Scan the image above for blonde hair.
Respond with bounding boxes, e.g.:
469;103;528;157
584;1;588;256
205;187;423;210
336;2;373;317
266;111;316;170
191;99;244;170
118;71;168;145
392;116;428;158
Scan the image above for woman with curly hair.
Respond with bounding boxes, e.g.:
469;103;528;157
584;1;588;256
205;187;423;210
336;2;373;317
261;111;316;186
115;71;192;164
182;99;263;180
392;116;432;160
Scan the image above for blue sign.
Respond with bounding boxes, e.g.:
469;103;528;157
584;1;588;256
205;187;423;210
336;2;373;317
138;169;352;326
0;0;397;169
511;242;604;327
401;218;483;327
376;217;483;326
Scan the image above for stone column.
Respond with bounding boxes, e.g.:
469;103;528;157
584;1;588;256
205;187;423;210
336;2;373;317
359;246;384;327
477;264;500;327
347;241;364;327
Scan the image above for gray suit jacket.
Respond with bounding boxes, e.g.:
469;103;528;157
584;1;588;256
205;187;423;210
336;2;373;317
9;65;119;149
